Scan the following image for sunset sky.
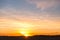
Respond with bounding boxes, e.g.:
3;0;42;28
0;0;60;36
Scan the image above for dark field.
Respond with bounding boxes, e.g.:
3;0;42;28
0;35;60;40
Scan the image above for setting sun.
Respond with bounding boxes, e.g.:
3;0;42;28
20;31;31;37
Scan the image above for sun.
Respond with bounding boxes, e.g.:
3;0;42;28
17;22;33;37
20;31;31;37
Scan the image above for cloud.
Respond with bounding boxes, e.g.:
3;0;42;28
0;8;52;21
0;8;41;21
0;8;60;35
0;8;60;22
27;0;60;10
0;8;60;27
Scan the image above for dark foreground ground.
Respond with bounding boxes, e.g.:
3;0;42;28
0;35;60;40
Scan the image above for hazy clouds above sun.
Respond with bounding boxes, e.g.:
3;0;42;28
27;0;60;10
0;0;60;36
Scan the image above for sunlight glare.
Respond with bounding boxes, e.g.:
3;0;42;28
20;31;31;37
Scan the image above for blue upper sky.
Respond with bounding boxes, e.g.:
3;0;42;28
0;0;60;20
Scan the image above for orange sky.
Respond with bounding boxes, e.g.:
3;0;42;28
0;17;60;36
0;0;60;36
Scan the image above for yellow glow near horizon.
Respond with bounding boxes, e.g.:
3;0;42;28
0;18;60;36
20;31;31;37
18;22;33;36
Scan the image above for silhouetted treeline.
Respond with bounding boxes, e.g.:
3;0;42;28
0;35;60;40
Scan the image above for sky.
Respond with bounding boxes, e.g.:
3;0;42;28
0;0;60;36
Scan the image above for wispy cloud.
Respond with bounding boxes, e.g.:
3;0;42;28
0;7;60;35
0;8;60;27
0;8;60;21
27;0;60;10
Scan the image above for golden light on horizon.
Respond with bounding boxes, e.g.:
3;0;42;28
17;22;33;36
20;31;31;37
0;18;60;36
16;22;33;36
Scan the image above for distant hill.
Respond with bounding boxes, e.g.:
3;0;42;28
0;35;60;40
